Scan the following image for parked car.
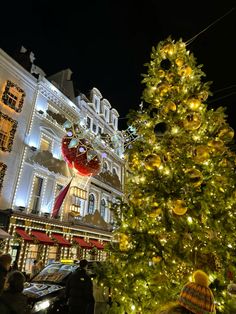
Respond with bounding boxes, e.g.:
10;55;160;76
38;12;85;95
23;260;105;314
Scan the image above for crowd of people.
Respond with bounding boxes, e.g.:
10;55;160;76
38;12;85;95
0;250;216;314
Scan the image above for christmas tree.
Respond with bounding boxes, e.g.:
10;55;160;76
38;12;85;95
101;38;236;313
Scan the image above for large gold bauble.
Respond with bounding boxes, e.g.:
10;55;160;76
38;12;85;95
175;57;184;67
157;83;171;96
207;139;225;153
161;43;176;55
145;154;161;171
183;113;201;130
162;101;177;114
217;127;234;142
172;199;188;215
187;98;201;111
193;145;210;163
178;65;192;77
185;168;203;187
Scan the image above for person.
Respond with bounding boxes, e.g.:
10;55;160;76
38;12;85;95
65;259;95;314
0;270;31;314
37;260;44;272
0;254;12;295
31;259;39;278
156;270;216;314
11;260;18;271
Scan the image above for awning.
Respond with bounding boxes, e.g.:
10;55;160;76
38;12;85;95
74;237;92;249
51;233;71;247
31;230;54;245
16;228;33;241
89;239;104;250
0;228;12;239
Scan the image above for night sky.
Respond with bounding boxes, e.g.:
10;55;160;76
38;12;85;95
1;1;236;130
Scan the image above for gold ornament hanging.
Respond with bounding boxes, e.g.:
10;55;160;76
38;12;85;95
162;101;177;114
175;57;184;67
187;98;201;111
178;65;192;77
145;154;161;171
185;168;203;187
207;139;225;153
152;256;162;263
183;113;201;130
217;127;234;142
157;83;171;97
172;199;188;215
161;43;176;55
193;145;210;163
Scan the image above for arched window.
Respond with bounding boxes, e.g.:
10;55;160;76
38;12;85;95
112;167;117;176
100;199;106;218
88;194;95;214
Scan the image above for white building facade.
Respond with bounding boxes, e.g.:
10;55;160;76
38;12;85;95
0;48;124;273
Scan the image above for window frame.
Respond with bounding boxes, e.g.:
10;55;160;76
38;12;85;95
1;80;25;113
0;112;17;152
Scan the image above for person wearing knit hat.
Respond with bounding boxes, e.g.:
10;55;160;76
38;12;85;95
178;270;216;314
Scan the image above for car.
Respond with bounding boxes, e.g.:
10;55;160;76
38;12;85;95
23;260;105;314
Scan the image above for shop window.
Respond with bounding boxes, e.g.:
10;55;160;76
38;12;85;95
88;194;95;214
100;199;106;218
30;176;43;214
1;80;25;112
0;112;17;152
40;136;52;152
0;162;7;193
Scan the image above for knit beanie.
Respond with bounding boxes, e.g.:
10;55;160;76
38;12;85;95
178;270;216;314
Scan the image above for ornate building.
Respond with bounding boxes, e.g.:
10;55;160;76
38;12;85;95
0;47;124;273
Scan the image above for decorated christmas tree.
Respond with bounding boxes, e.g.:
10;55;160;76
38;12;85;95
101;38;236;313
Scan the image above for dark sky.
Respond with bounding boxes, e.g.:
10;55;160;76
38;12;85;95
1;1;236;130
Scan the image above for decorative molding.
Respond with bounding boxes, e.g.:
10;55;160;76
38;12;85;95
0;162;7;192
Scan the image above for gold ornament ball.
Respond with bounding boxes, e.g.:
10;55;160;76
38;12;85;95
175;57;184;67
157;83;171;97
152;256;162;263
158;69;165;78
172;199;188;215
178;65;192;77
161;43;176;55
149;207;162;218
193;145;210;163
183;113;201;130
185;168;203;187
162;101;177;114
145;154;161;171
207;139;225;153
217;127;234;142
187;98;201;111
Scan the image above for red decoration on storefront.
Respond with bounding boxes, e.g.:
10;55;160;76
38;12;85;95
61;137;101;177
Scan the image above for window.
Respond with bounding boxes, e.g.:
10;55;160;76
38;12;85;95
70;186;87;215
87;116;91;129
112;168;117;176
98;126;102;135
88;194;95;214
2;80;25;112
100;199;106;218
0;162;7;193
40;137;51;152
104;109;108;121
30;176;43;214
92;123;97;133
94;98;99;112
0;112;17;152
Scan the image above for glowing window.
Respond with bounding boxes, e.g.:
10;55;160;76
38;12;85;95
0;113;17;152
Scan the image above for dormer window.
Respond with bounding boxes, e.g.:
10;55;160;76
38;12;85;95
2;80;25;113
94;98;100;113
104;109;109;121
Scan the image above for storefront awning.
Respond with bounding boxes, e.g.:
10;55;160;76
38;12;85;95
31;230;54;245
51;233;71;247
74;237;92;249
89;239;104;250
0;228;12;239
16;228;33;241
